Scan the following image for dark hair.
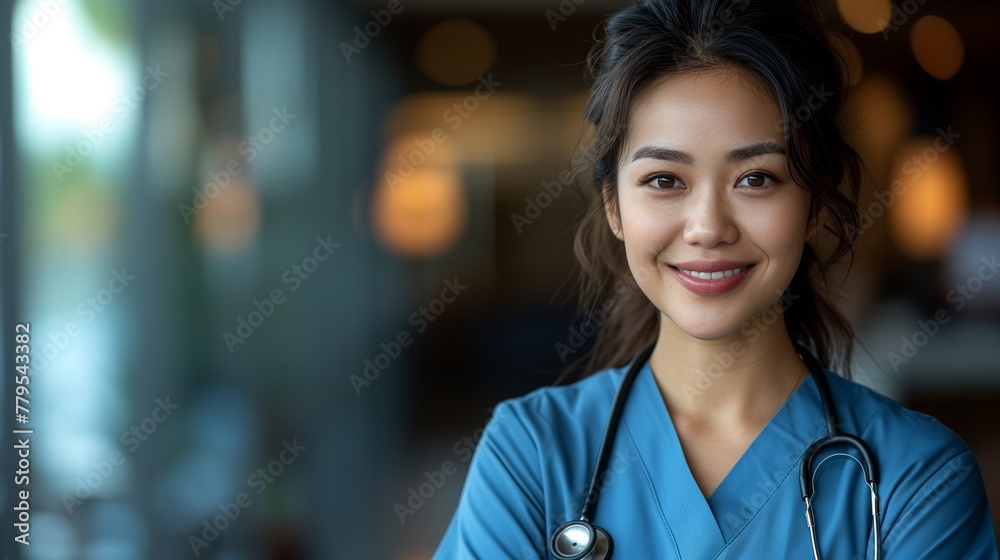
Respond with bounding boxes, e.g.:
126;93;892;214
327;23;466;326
567;0;862;378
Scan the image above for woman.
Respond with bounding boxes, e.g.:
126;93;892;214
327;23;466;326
433;0;999;558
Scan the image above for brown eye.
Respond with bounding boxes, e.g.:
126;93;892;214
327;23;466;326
649;175;682;189
737;173;778;189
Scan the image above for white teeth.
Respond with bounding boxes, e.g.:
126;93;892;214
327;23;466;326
679;265;748;280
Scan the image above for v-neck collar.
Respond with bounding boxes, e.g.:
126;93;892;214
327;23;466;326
621;361;828;557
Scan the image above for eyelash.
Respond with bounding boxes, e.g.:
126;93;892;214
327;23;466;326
638;168;784;190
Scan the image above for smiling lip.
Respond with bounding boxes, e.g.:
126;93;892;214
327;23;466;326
670;260;755;295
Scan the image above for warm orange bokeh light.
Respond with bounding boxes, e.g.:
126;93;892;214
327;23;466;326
372;166;467;259
911;16;964;80
848;73;912;167
888;139;969;259
837;0;891;34
416;19;497;86
193;178;261;253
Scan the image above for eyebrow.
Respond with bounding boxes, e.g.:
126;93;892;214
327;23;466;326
726;141;786;162
630;141;786;164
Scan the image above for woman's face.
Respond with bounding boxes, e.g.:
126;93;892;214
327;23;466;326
610;70;816;341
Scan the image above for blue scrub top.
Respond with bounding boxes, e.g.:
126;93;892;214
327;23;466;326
433;361;999;559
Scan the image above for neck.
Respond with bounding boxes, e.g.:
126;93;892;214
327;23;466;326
647;317;808;427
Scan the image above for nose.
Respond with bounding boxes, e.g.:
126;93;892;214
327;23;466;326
681;186;739;248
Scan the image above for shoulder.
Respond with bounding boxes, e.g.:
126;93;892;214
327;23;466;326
494;368;624;430
458;366;625;518
484;366;625;448
824;373;999;553
823;371;970;461
822;372;986;514
435;370;629;556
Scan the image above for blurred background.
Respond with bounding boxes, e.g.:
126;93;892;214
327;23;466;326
0;0;998;558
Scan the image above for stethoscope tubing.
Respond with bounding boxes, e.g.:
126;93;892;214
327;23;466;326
580;343;656;522
797;345;882;560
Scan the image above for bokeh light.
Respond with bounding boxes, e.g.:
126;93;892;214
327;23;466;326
848;74;912;166
888;138;970;259
372;164;467;259
415;19;497;86
911;16;965;80
192;178;261;254
836;0;891;34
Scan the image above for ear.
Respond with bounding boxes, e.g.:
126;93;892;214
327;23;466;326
602;184;624;241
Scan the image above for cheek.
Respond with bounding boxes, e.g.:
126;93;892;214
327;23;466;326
624;214;683;278
743;194;812;258
618;193;684;249
615;194;676;286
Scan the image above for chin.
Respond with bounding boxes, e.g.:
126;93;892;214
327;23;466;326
685;326;744;343
661;311;747;342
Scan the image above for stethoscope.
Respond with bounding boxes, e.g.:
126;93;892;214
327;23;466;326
549;343;882;560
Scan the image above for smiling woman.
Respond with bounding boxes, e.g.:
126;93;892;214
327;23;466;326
611;70;816;343
432;1;999;559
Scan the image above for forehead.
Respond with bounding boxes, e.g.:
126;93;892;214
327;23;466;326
623;69;784;159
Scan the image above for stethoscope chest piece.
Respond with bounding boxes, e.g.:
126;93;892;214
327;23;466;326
550;520;613;560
